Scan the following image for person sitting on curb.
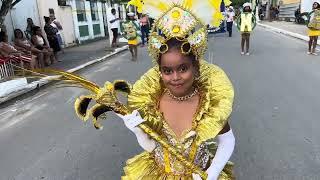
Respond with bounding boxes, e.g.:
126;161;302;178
0;31;38;70
14;29;46;68
31;26;56;66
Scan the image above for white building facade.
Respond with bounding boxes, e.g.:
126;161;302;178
2;0;129;45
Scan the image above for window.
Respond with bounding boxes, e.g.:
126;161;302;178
76;0;87;22
90;1;99;21
57;0;67;6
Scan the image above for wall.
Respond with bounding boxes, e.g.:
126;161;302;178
301;0;313;13
10;0;40;33
3;14;14;42
36;0;76;46
70;0;107;43
57;6;76;46
281;0;300;5
1;0;40;41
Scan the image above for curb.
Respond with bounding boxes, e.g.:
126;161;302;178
0;45;129;104
257;23;320;46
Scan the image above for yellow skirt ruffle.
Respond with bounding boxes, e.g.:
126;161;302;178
308;29;320;36
128;38;139;45
122;152;235;180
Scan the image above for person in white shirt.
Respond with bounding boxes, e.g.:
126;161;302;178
110;8;121;47
226;6;235;37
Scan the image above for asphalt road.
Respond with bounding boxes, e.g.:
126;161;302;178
0;26;319;180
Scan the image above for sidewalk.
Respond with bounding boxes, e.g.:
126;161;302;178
258;20;320;45
0;38;128;104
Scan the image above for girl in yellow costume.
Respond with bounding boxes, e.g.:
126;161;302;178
236;3;256;56
119;0;236;179
121;12;141;61
307;1;320;55
26;0;235;179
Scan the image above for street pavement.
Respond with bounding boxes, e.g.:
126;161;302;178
0;26;320;180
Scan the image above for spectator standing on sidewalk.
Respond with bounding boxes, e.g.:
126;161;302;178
307;1;320;55
139;14;150;46
226;6;235;37
237;3;256;55
120;12;140;61
25;18;36;40
49;14;64;52
44;16;61;61
110;8;121;48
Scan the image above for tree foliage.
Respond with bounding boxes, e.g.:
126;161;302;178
0;0;22;31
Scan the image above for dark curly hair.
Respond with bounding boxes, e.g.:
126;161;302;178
0;31;7;42
157;38;200;77
313;2;320;9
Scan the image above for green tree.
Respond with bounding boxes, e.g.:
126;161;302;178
111;0;130;5
0;0;22;32
231;0;248;6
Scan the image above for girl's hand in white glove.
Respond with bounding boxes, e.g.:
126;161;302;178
116;110;145;132
192;173;202;180
116;110;156;152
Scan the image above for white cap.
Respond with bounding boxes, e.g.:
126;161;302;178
243;2;252;9
127;12;135;17
229;6;234;10
314;0;320;4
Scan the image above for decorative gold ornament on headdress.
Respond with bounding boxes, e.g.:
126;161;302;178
127;0;230;63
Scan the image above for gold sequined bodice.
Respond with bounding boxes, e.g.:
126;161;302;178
154;120;215;175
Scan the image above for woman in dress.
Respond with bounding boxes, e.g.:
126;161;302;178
43;16;61;61
307;1;320;55
117;0;236;179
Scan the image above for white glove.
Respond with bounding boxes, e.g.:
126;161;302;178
206;129;235;180
116;110;145;132
116;110;156;152
192;173;202;180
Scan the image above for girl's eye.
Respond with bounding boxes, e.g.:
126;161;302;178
178;65;188;73
162;68;173;75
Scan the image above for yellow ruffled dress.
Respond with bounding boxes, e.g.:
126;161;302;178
308;9;320;36
120;20;140;45
122;61;235;180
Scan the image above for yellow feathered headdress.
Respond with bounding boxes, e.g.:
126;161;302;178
127;0;230;63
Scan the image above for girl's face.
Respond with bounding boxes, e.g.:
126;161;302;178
27;18;33;25
160;50;197;97
313;3;319;9
16;31;23;39
36;29;42;36
244;6;250;11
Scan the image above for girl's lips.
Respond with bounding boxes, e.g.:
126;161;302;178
171;83;184;88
